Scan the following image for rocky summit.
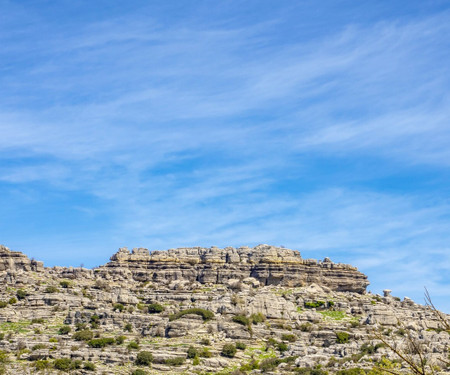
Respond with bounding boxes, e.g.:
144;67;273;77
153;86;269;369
0;244;448;375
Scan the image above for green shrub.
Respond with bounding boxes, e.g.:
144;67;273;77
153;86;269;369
0;333;4;341
73;330;94;341
300;322;313;332
84;361;96;371
0;350;9;363
294;367;329;375
258;356;297;372
193;356;200;366
260;357;280;372
88;337;115;348
75;323;87;331
164;357;185;366
90;314;100;329
127;341;140;350
200;347;212;358
0;302;7;308
32;344;47;350
59;280;71;288
336;331;350;344
49;337;58;343
113;303;125;312
282;333;297;342
304;301;325;309
58;325;71;335
34;360;50;370
187;346;198;359
53;358;73;371
31;318;45;324
232;314;250;326
148;303;164;314
236;342;247;350
124;323;133;332
200;338;210;345
250;312;266;324
221;343;237;358
45;286;59;293
336;368;366;375
267;338;289;352
169;308;214;322
131;370;147;375
8;297;17;305
16;289;28;300
135;351;154;366
115;335;126;345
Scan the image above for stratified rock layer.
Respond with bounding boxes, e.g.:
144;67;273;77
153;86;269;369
96;244;369;293
0;244;43;272
0;243;449;375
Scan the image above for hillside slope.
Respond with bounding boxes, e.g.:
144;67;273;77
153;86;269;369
0;244;448;374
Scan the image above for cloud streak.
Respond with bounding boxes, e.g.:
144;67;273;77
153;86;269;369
0;2;449;311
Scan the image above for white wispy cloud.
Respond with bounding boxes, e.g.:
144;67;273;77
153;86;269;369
0;4;449;311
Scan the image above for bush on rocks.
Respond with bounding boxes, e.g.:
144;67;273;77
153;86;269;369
88;337;115;348
58;326;71;335
187;346;198;359
148;303;164;314
135;351;154;366
221;343;237;358
336;331;350;344
113;303;125;312
169;308;214;321
164;357;185;366
73;330;93;341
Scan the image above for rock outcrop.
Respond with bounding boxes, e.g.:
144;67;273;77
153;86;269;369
0;244;43;272
0;244;448;375
96;245;369;293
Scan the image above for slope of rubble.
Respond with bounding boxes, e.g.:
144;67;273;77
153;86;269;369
0;244;448;375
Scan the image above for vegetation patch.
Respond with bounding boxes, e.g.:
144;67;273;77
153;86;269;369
221;343;237;358
304;301;326;309
336;331;350;344
73;330;94;341
0;321;31;333
169;308;214;321
136;351;154;366
164;357;185;366
148;303;164;313
319;310;347;320
88;337;115;348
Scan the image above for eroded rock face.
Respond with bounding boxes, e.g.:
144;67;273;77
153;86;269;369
0;244;43;272
0;243;448;375
96;245;369;293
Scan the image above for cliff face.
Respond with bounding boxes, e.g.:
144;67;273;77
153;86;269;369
96;244;369;293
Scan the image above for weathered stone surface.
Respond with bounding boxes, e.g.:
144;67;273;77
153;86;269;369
0;243;448;375
0;244;43;272
96;244;369;293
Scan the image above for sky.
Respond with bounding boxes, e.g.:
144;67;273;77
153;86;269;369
1;1;449;311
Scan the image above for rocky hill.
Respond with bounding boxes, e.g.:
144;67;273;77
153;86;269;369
0;244;448;375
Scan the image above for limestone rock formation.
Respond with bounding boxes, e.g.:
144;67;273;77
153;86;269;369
0;244;448;375
0;244;43;272
97;245;369;293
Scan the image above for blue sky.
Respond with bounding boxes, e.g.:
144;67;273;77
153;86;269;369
1;1;449;311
